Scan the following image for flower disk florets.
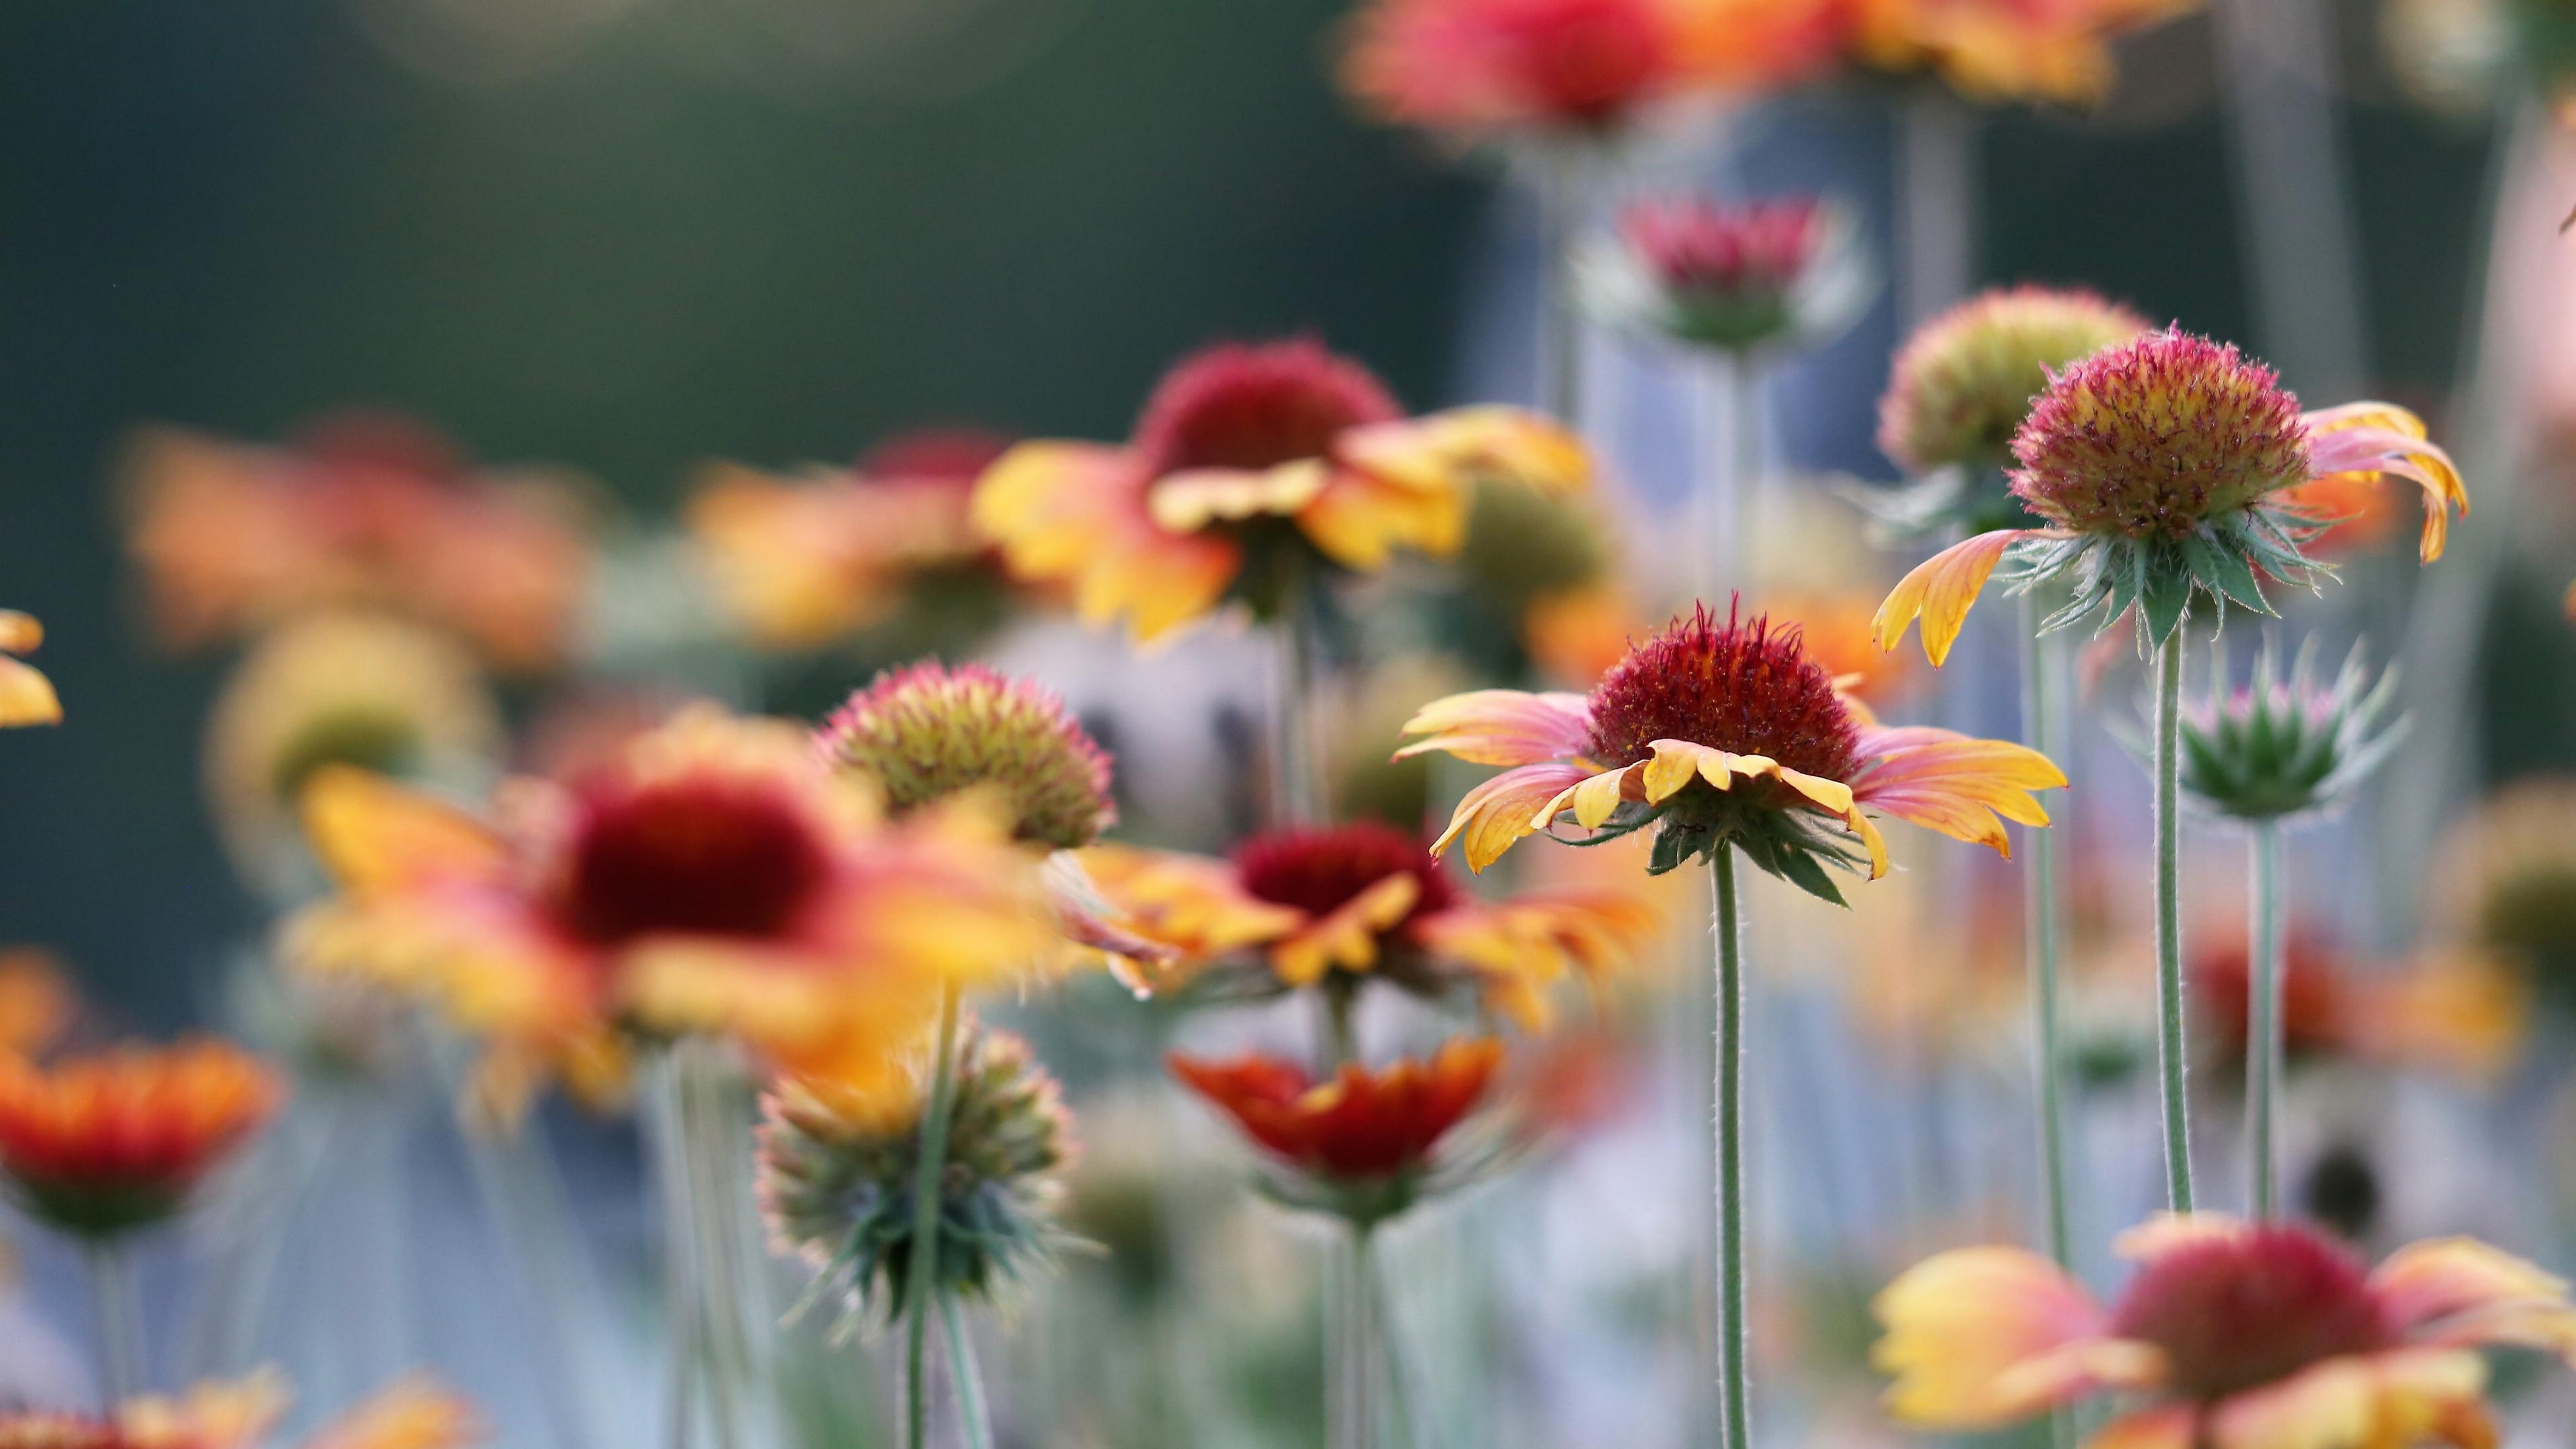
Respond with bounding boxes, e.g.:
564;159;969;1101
2011;330;2312;539
757;1025;1075;1329
1880;286;2151;476
2108;1224;2392;1401
2176;640;2402;822
1134;339;1401;476
1587;603;1859;782
820;661;1115;851
1234;820;1458;926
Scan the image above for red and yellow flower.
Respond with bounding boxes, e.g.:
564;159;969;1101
1843;0;2202;106
1398;602;2064;896
107;1371;479;1449
1170;1037;1504;1204
1874;1214;2576;1447
971;338;1588;641
1876;331;2468;663
0;1038;284;1238
120;412;592;672
2190;927;2524;1083
0;610;60;727
1084;819;1658;1026
686;427;1012;651
288;707;1053;1125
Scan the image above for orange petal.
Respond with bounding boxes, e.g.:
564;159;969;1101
1873;529;2030;667
0;656;60;727
1432;761;1592;873
299;767;507;896
1873;1245;2122;1430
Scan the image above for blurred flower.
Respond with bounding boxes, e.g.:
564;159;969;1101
1400;602;2063;895
2190;926;2524;1083
1426;475;1633;686
819;661;1114;851
972;337;1588;641
107;1371;480;1449
2433;777;2576;1015
759;1022;1073;1332
288;707;1053;1126
1521;583;1639;686
0;611;60;727
1086;819;1658;1026
1872;284;2150;535
2174;639;2402;824
1875;1214;2576;1444
0;1039;283;1239
1169;1037;1505;1223
1578;195;1871;356
1878;331;2469;661
686;427;1013;653
1338;0;1833;141
0;950;73;1059
120;412;592;672
1844;0;2200;105
2381;0;2516;117
203;612;502;896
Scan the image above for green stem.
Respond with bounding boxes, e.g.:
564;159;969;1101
86;1239;143;1407
904;989;967;1449
939;1293;994;1449
651;1057;701;1449
2249;822;2287;1219
678;1046;749;1449
1361;1226;1432;1449
2017;600;2074;1267
1711;849;1752;1449
1537;150;1584;427
2151;639;2196;1212
1271;593;1326;827
1321;975;1360;1073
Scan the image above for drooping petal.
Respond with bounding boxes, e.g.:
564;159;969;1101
1395;688;1594;767
1430;761;1593;873
2301;404;2467;564
1873;529;2033;667
1849;726;2068;859
1299;466;1470;570
1873;1245;2129;1430
973;441;1241;641
2372;1238;2576;1354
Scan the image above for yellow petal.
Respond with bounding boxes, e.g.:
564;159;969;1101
0;656;60;727
1873;530;2031;667
1146;461;1332;533
0;610;43;653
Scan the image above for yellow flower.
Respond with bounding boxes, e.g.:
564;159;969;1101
1875;1214;2576;1447
972;337;1587;641
1399;602;2064;897
0;611;60;727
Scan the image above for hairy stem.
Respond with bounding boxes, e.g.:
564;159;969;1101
940;1293;994;1449
2250;821;2288;1218
2151;639;2196;1212
2018;600;2074;1267
1712;849;1752;1449
904;989;967;1449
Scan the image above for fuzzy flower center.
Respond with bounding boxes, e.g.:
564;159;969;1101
1584;603;1860;781
2009;329;2312;539
559;778;830;945
1622;198;1821;297
2108;1225;2394;1401
1233;820;1458;926
819;662;1115;851
1133;339;1403;477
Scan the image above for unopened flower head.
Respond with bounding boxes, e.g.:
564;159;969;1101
0;1038;284;1238
1578;197;1870;356
1878;285;2151;477
2176;638;2402;822
819;661;1115;851
757;1024;1073;1329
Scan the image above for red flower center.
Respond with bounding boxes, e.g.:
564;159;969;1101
1233;820;1458;926
559;778;832;945
1585;602;1860;780
2109;1224;2394;1401
1491;0;1670;125
1132;339;1403;476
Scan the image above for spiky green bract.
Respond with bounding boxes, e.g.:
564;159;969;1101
2002;331;2329;650
2176;638;2404;822
757;1026;1075;1335
819;661;1115;851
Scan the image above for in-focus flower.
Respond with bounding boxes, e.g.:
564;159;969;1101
1085;820;1658;1026
1169;1038;1505;1222
686;427;1014;653
1874;1214;2576;1446
1577;196;1871;356
288;707;1053;1126
1876;330;2469;663
1339;0;1835;141
2190;926;2524;1083
119;413;592;672
972;338;1588;641
106;1370;481;1449
2433;777;2576;1014
0;611;60;727
1844;0;2202;106
0;1039;283;1238
1873;284;2151;535
2172;639;2402;823
1398;602;2065;898
759;1022;1074;1332
203;612;502;896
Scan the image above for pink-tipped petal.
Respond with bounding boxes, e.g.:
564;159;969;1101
1395;689;1594;767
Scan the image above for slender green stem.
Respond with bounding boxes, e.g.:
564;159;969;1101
651;1057;702;1449
1321;975;1360;1072
678;1047;748;1449
1536;150;1584;427
86;1239;144;1407
1361;1226;1433;1449
2249;822;2288;1218
2017;599;2074;1267
939;1293;994;1449
1711;849;1752;1449
2150;639;2196;1213
904;989;967;1449
1271;593;1327;827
